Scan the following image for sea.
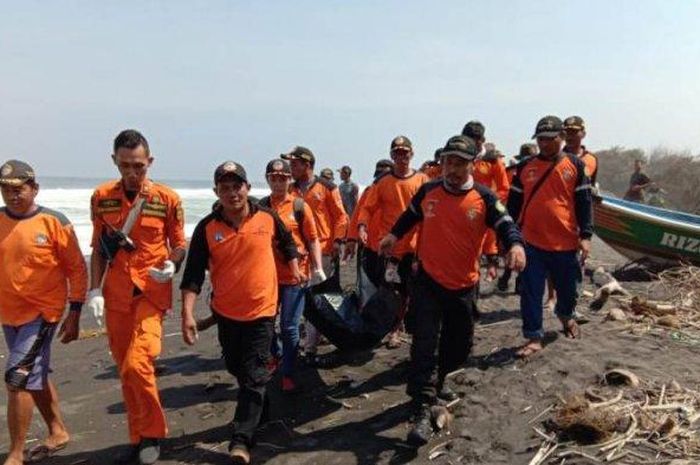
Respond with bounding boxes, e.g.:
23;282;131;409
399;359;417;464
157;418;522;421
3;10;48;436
35;176;271;253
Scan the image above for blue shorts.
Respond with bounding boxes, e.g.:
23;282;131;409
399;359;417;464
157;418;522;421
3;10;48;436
3;316;57;391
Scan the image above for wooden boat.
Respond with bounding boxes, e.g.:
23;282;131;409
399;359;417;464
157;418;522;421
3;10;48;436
593;194;700;265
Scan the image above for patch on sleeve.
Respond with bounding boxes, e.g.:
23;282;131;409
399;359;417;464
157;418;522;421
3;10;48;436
142;200;168;218
96;198;122;214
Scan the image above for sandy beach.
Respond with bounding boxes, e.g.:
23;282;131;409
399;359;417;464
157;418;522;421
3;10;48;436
1;237;698;465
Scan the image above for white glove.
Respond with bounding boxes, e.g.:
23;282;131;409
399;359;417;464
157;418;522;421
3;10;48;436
308;268;327;286
86;288;105;327
149;260;176;283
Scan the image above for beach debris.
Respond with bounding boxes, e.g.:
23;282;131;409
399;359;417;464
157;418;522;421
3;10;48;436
531;373;700;464
590;279;630;311
605;307;627;322
430;405;453;431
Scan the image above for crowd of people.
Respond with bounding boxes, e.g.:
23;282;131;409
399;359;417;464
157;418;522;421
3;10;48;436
1;115;596;464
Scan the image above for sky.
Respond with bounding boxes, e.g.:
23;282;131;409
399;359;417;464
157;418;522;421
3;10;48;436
1;0;699;185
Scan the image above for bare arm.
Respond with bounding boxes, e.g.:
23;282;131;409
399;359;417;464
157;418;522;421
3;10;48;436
90;250;107;290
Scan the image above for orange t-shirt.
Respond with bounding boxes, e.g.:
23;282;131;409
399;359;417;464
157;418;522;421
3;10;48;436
508;154;592;251
565;145;598;185
423;164;442;181
264;195;318;286
290;176;347;255
0;207;87;326
180;202;299;321
347;186;382;252
390;181;522;290
357;171;429;257
90;180;186;312
474;158;510;202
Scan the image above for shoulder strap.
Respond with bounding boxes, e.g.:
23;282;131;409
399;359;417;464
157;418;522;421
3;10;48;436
292;197;308;248
518;154;563;228
258;196;272;208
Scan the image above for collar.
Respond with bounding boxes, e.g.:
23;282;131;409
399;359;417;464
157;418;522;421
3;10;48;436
442;175;474;194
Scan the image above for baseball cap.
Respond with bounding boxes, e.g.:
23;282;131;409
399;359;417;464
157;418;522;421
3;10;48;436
281;146;315;164
441;135;479;161
515;143;538;160
461;120;486;140
214;161;248;184
390;135;412;152
265;159;291;176
373;159;394;177
0;160;36;186
563;115;586;131
532;116;564;139
433;148;443;162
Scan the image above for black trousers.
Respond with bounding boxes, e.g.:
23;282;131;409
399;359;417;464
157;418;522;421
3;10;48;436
216;314;273;447
361;247;383;288
406;270;476;405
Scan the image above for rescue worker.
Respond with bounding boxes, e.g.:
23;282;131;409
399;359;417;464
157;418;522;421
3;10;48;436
563;116;598;189
86;129;187;464
260;159;323;392
356;136;429;348
419;148;443;181
0;160;87;465
508;116;593;358
344;159;394;284
337;165;359;216
378;135;525;446
180;161;300;465
282;146;347;361
499;143;538;292
462;121;510;280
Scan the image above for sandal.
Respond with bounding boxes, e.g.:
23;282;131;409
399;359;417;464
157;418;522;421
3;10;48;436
26;441;68;463
516;340;543;359
560;318;581;339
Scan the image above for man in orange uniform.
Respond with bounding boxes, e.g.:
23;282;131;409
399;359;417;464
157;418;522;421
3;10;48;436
563;116;598;188
378;136;525;446
180;161;300;465
282;146;347;359
259;159;322;392
0;160;87;465
419;148;443;181
86;130;186;465
344;159;394;285
462;121;509;276
357;136;429;347
508;116;593;358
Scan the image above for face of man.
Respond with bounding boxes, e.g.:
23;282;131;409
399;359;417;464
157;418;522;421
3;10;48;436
289;158;311;182
215;178;249;213
266;173;292;196
634;160;643;172
340;169;350;181
442;154;473;189
1;182;38;216
113;144;153;192
564;128;585;147
536;135;563;158
391;148;413;171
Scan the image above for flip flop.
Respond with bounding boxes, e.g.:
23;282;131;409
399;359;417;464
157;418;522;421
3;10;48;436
26;441;68;463
515;341;543;359
560;318;581;339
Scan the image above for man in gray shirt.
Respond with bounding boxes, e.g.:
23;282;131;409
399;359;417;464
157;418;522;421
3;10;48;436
338;165;359;216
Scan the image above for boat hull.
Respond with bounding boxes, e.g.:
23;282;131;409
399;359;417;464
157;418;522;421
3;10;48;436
593;195;700;265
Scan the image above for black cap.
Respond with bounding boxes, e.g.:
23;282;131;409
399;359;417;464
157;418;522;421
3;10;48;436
461;120;485;140
0;160;36;186
390;135;412;152
515;143;538;160
265;159;291;176
281;146;315;164
563;115;585;131
373;159;394;177
532;115;563;139
441;135;479;161
214;161;248;184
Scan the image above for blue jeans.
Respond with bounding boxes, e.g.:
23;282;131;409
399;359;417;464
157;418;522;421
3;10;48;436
272;285;306;376
520;244;581;340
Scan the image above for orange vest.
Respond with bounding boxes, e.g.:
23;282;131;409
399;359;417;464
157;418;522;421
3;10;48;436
90;180;186;312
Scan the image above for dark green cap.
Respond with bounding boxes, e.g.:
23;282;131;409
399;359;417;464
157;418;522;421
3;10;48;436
265;159;291;176
441;135;478;161
563;115;585;131
0;160;36;186
390;135;412;152
532;115;563;139
281;146;315;164
515;143;538;160
461;120;485;140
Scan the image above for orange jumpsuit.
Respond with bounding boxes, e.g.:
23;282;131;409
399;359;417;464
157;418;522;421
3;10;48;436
473;157;510;256
90;179;186;444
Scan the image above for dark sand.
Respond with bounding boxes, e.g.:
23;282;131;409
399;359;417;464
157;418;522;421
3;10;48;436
2;238;699;464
